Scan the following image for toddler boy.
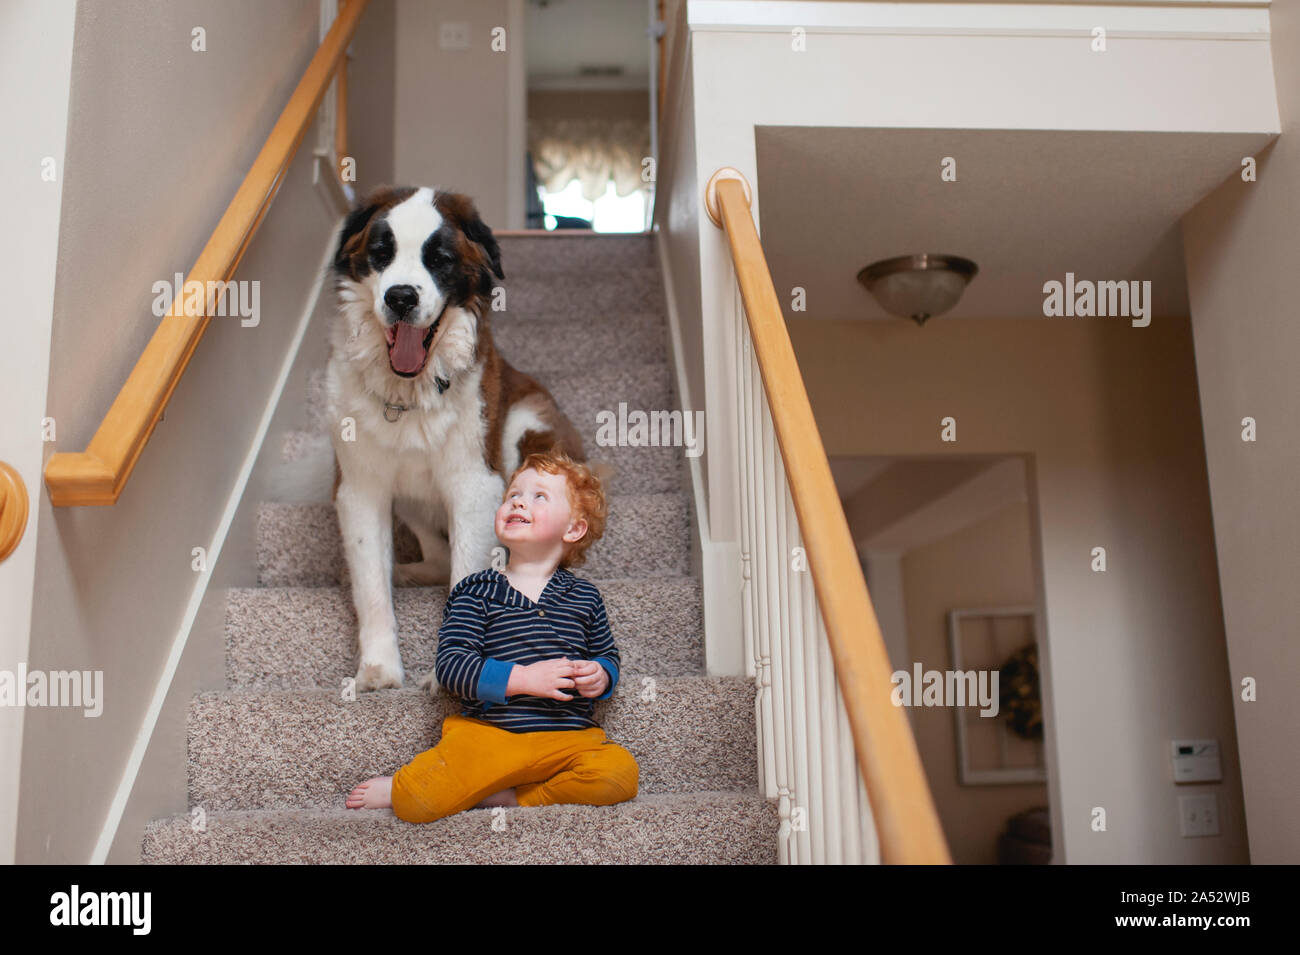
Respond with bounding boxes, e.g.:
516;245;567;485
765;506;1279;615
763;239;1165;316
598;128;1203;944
346;449;638;821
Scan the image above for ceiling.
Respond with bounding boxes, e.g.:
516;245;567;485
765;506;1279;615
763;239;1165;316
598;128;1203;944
828;455;892;500
835;455;1029;556
526;0;650;91
754;126;1273;321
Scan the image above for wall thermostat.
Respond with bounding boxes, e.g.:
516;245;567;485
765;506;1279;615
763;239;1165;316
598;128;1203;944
1171;739;1222;783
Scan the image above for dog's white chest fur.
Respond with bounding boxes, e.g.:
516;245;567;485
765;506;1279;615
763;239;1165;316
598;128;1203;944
328;357;489;490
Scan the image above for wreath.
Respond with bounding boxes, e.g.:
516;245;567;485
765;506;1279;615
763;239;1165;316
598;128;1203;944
998;643;1043;740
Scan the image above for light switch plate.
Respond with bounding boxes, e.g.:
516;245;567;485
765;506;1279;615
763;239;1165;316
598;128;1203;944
439;22;470;50
1179;793;1220;837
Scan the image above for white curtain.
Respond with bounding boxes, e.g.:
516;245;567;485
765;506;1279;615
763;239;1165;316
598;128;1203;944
528;116;651;201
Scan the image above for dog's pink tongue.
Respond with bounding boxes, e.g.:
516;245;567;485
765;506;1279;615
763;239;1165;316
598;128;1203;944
389;322;427;374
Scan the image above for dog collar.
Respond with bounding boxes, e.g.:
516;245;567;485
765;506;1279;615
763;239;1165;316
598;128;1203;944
381;376;450;422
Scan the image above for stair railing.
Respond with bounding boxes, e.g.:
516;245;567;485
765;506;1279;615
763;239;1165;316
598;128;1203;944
43;0;367;506
705;167;952;864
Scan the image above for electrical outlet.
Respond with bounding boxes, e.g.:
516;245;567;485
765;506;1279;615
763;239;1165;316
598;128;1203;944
1178;794;1219;837
439;22;470;50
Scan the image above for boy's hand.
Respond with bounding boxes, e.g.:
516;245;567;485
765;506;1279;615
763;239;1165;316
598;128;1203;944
571;659;610;698
508;658;579;701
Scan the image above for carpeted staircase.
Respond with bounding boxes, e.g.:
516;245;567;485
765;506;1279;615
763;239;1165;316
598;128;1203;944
141;232;778;863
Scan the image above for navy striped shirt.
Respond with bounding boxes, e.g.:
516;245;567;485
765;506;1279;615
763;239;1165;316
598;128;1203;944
435;566;621;732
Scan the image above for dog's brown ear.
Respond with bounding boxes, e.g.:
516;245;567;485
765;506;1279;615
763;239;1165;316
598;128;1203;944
434;190;505;291
334;185;416;279
462;209;504;283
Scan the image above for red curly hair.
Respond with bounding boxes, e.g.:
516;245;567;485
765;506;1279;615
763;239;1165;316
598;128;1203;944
503;449;609;569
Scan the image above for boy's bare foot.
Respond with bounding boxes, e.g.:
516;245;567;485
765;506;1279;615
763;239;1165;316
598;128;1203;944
346;776;393;810
473;788;518;808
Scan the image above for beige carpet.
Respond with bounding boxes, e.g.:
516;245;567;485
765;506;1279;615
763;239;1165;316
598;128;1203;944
141;233;778;864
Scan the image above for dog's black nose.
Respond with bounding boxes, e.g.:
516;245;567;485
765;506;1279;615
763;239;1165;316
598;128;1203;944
384;285;419;318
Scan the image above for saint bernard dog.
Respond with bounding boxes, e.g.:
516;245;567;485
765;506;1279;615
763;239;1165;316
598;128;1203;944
326;185;590;693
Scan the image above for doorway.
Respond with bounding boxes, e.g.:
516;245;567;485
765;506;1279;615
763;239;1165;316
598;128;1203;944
832;452;1056;864
523;0;656;231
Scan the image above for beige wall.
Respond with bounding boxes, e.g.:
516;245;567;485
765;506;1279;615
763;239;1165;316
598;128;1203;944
0;0;78;866
348;0;398;195
1180;0;1300;864
788;314;1244;863
393;0;518;227
901;501;1049;865
529;89;650;123
19;0;341;863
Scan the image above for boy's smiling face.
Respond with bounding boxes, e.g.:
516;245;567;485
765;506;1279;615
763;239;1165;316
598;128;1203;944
496;467;588;556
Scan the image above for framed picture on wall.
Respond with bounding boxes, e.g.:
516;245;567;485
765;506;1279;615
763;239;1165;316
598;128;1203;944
947;606;1047;785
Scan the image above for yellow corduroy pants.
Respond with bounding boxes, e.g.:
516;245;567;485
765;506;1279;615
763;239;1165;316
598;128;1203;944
390;714;639;823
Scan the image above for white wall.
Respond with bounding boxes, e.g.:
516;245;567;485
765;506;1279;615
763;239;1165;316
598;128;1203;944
0;0;78;867
790;315;1243;863
1180;0;1300;864
685;2;1278;547
348;0;398;195
15;0;342;863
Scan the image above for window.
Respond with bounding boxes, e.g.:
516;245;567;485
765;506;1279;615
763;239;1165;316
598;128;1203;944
540;177;646;233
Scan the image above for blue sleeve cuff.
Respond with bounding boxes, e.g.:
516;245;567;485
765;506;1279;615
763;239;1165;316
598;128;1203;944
593;657;619;701
477;658;515;704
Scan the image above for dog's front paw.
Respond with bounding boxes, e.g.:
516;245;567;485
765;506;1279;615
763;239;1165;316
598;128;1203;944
355;658;404;691
417;669;441;696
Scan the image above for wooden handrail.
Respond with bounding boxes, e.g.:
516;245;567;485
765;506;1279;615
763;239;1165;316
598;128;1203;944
710;170;952;864
44;0;369;506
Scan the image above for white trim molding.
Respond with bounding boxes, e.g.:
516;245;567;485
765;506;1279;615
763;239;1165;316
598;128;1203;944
688;1;1271;40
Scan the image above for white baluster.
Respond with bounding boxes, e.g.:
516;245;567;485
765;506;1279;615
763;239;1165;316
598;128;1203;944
759;382;791;861
731;280;884;864
749;339;776;800
735;299;760;816
837;676;862;863
817;613;843;864
785;479;812;864
827;613;864;862
735;301;754;681
772;434;794;863
803;568;826;863
858;760;880;863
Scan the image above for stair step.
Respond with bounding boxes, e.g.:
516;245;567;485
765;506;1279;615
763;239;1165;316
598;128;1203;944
279;429;332;467
500;267;664;317
256;492;691;586
491;314;666;373
224;578;706;690
187;678;757;810
142;790;776;864
496;232;657;275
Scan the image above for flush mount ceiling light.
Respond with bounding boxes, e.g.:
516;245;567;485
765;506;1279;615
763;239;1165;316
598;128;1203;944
856;253;979;326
